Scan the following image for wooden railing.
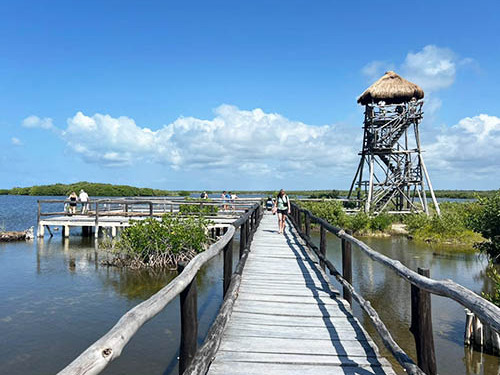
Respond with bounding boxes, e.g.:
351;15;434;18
57;203;263;375
290;202;500;375
38;198;261;220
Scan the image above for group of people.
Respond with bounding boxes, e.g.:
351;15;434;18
66;189;90;214
221;191;238;211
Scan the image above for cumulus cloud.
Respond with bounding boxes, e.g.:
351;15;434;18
11;137;22;146
362;45;473;93
60;105;360;175
402;45;457;92
22;115;55;130
425;114;500;176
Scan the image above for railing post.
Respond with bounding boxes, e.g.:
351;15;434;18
223;235;233;296
177;261;197;374
94;202;99;239
410;267;437;375
239;222;247;258
305;212;311;238
149;202;153;217
341;230;352;306
297;209;302;233
245;215;250;244
124;203;128;216
320;224;326;271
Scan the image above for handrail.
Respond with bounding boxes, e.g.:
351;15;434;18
290;202;500;374
57;203;262;375
292;203;500;333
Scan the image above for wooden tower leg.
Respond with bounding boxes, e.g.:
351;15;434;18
365;155;374;213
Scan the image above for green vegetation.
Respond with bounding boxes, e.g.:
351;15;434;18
296;199;494;246
483;265;500;307
467;191;500;263
179;203;219;215
3;182;174;197
403;202;484;245
297;200;393;234
103;214;212;269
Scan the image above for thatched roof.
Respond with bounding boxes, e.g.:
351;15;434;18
357;71;424;105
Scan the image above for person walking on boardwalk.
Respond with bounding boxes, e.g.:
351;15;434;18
275;189;290;234
79;189;89;214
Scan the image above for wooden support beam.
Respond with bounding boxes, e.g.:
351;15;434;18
178;261;198;374
342;229;352;306
319;225;326;271
410;268;437;375
239;223;246;259
223;237;233;296
305;211;311;238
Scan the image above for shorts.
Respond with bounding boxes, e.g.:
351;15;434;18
277;209;288;215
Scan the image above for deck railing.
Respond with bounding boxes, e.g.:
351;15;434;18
57;202;263;375
290;202;500;375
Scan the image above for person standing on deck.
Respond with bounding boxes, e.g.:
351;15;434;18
79;189;89;214
221;191;228;211
275;189;290;234
68;192;78;215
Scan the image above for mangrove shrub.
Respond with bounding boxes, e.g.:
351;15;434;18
467;190;500;262
104;214;212;269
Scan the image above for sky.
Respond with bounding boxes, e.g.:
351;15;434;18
1;0;499;190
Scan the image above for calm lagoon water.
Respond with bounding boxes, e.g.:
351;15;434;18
0;195;499;374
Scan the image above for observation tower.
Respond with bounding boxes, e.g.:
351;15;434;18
348;71;440;215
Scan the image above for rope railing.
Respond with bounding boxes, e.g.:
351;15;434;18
56;203;263;375
290;202;500;375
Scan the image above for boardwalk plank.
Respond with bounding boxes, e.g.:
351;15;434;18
206;213;394;375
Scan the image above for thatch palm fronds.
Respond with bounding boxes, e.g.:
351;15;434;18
358;71;424;105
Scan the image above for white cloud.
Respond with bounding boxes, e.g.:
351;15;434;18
426;114;500;176
60;105;360;176
402;45;458;92
22;115;54;130
362;45;473;93
11;137;22;146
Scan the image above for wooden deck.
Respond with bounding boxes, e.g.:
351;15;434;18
207;213;396;375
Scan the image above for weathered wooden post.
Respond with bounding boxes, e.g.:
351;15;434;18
177;261;198;374
239;222;247;258
297;209;302;233
305;212;311;238
341;230;352;305
149;202;154;217
223;235;233;296
94;202;100;239
124;203;128;215
37;200;43;238
410;267;437;375
320;224;326;270
245;214;250;243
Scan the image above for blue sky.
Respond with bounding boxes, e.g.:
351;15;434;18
1;0;499;190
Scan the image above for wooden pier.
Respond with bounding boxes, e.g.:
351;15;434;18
206;213;395;374
37;198;259;238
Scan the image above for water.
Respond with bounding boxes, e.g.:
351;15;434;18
0;195;498;374
0;195;233;375
310;231;500;375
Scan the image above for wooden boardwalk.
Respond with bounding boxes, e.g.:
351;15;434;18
207;213;396;375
